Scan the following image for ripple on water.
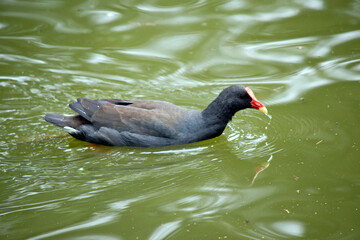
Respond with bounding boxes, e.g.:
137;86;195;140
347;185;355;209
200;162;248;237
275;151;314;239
0;11;89;34
117;32;205;59
308;30;360;58
320;58;360;82
79;10;122;25
264;112;325;153
143;184;278;239
0;53;46;65
189;56;283;80
224;111;278;160
255;212;342;239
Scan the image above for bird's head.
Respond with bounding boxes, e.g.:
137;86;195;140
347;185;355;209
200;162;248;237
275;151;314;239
222;85;268;114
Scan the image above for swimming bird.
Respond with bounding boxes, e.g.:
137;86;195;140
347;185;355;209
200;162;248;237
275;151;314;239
44;85;267;147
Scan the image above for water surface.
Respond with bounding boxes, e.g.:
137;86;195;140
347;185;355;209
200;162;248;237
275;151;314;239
1;0;359;239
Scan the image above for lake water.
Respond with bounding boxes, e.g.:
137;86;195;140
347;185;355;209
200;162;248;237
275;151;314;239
1;0;359;239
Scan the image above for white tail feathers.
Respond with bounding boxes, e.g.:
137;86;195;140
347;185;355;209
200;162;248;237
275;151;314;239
64;126;79;134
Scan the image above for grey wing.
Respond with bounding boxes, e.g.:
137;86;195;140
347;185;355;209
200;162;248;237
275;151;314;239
91;127;178;146
69;98;187;138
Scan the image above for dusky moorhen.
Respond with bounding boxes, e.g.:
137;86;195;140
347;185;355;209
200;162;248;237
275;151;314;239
45;85;267;147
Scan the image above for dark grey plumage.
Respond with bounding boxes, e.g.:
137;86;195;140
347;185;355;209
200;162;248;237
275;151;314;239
44;85;267;147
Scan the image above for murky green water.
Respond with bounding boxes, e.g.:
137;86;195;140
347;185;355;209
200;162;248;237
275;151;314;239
1;0;360;239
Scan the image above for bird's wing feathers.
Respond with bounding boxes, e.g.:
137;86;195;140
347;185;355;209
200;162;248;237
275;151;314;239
71;98;186;138
103;99;180;111
69;98;107;121
94;127;177;147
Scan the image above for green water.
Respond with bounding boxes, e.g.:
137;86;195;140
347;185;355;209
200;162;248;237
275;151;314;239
1;0;359;239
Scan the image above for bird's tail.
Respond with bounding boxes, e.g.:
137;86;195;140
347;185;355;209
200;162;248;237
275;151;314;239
44;114;67;128
44;114;90;129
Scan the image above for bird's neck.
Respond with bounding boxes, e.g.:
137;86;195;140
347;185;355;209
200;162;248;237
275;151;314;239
201;97;237;125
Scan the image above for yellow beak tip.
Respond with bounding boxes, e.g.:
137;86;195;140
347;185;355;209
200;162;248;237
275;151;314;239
259;107;268;114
